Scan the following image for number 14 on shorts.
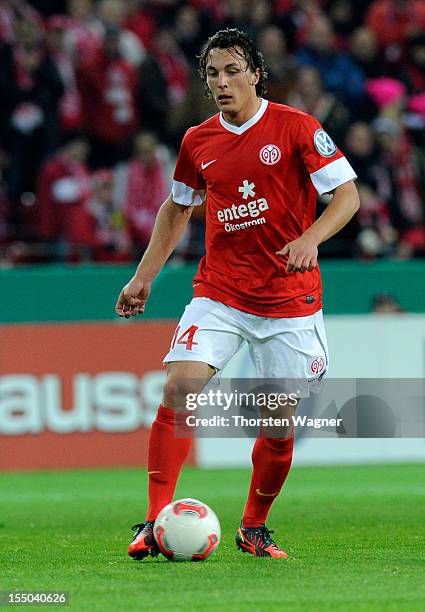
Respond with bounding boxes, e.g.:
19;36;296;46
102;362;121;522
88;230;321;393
170;325;199;351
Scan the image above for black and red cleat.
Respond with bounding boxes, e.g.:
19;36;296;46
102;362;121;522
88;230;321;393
236;524;288;558
128;521;160;560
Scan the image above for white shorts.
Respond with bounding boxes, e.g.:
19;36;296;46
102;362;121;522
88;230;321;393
163;297;329;385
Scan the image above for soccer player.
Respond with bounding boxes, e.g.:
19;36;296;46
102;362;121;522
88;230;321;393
116;28;359;559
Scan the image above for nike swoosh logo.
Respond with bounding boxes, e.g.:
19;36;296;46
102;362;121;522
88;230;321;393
256;488;279;497
148;470;161;475
201;159;217;170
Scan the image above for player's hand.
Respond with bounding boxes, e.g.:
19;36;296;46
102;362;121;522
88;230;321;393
276;236;318;273
115;277;151;318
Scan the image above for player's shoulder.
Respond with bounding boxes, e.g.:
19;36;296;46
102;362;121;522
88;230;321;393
184;114;220;142
267;100;316;125
267;101;323;146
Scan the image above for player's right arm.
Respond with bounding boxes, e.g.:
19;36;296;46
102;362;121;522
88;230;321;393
115;194;194;318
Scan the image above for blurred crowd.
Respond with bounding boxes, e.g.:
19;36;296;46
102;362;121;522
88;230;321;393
0;0;424;265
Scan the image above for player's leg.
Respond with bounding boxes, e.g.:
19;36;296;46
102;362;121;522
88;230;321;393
236;400;295;558
129;360;215;560
150;298;244;519
129;298;245;559
145;360;215;522
237;310;328;558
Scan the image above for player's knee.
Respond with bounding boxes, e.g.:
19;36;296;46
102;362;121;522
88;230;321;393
163;375;196;411
261;419;294;441
162;377;180;409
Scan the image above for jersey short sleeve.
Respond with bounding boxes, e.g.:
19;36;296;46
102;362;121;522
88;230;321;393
296;114;357;196
172;130;206;206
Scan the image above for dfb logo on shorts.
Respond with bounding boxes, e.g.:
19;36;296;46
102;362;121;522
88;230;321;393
259;144;281;165
314;129;337;157
310;357;325;375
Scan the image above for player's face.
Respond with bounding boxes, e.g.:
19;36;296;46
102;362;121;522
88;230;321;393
206;47;260;121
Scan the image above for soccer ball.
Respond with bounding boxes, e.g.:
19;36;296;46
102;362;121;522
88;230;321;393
153;498;221;561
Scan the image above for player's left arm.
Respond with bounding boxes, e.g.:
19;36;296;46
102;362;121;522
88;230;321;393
277;179;359;273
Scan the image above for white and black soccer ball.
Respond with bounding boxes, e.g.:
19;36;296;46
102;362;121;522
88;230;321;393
153;498;221;561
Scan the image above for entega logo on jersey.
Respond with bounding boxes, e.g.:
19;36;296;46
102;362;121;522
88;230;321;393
217;180;269;232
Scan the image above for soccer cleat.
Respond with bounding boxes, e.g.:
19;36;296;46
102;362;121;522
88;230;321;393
236;524;288;558
128;521;160;560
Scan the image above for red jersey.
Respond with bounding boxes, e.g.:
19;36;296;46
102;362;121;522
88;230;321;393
172;99;356;317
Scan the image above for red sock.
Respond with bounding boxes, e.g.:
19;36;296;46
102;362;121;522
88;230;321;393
242;435;294;528
145;404;191;521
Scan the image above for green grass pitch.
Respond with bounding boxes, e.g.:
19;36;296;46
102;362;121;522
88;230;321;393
1;464;425;611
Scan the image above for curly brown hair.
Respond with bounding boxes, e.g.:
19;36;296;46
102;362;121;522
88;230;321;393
198;28;268;98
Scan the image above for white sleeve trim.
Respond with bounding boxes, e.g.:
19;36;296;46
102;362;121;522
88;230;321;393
310;157;357;196
172;179;206;206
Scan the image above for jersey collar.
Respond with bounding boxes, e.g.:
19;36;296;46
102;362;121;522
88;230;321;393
219;98;268;135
